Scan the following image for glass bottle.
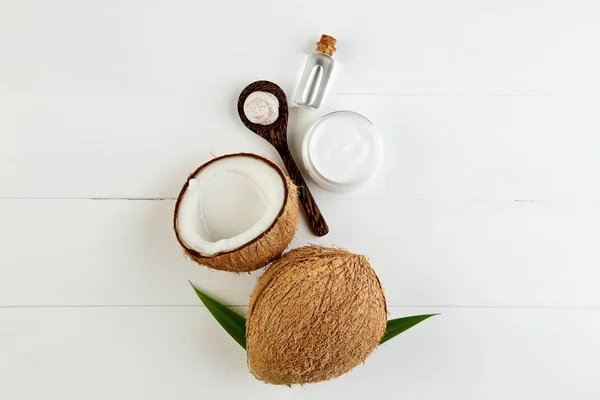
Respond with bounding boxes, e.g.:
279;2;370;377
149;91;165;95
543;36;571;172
294;34;337;110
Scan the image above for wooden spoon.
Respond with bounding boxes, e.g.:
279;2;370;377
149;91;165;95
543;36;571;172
237;80;329;237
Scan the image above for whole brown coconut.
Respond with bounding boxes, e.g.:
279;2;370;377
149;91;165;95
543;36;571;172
173;153;298;273
246;246;387;385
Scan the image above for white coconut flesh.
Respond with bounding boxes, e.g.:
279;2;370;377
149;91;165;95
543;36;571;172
176;156;286;256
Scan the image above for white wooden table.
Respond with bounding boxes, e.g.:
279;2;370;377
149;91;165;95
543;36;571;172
1;1;599;398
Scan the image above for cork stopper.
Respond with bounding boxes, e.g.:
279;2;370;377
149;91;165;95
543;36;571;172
316;34;337;56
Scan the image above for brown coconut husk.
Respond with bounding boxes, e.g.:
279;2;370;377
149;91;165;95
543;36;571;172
246;246;388;384
173;153;298;273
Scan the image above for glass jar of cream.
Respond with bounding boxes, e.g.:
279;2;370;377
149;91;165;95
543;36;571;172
301;111;383;192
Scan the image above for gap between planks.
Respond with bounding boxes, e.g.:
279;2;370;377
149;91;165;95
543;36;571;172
0;305;599;310
327;93;597;98
1;197;600;203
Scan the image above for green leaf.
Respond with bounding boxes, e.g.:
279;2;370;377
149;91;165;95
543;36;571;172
379;314;438;345
190;281;247;349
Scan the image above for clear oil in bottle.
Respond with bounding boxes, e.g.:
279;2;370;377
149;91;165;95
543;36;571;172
294;34;337;110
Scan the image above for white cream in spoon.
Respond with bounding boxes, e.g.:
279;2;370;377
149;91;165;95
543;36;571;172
243;91;279;125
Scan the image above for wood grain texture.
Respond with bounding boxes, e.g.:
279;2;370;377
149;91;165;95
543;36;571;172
1;199;599;308
1;0;600;398
1;1;598;96
237;80;329;237
1;307;599;400
2;94;599;200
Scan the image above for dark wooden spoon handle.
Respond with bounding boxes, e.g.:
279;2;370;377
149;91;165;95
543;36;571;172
278;149;329;237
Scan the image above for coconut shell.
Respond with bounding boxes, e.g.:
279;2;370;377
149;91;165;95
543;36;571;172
173;153;299;273
246;246;388;385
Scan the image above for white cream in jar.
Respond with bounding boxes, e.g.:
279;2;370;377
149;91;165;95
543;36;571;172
301;111;382;192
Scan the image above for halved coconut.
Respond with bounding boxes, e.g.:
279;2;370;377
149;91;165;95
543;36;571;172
173;153;298;272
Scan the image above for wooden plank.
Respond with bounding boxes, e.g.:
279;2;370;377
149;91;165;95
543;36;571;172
0;306;598;399
1;199;598;307
0;1;598;96
1;94;600;200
